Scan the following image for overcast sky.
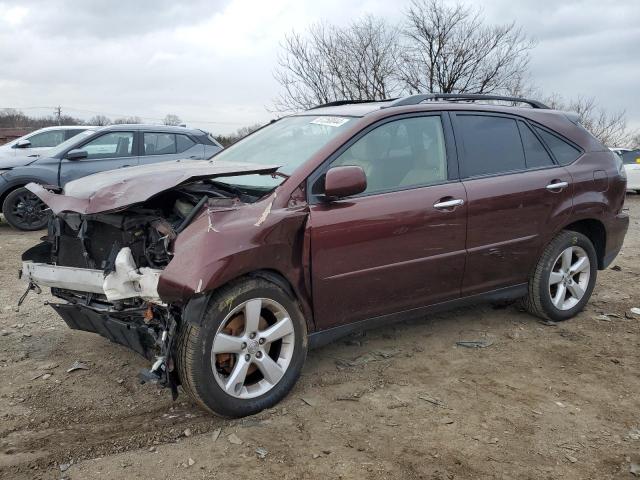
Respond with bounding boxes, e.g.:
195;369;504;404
0;0;638;136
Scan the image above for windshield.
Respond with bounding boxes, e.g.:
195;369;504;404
48;129;96;157
212;115;355;188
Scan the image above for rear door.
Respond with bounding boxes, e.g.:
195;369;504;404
138;132;204;165
451;113;573;295
308;113;467;330
59;130;139;185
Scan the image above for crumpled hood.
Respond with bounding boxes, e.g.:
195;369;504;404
26;159;280;214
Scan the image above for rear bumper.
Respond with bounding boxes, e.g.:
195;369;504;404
602;212;629;268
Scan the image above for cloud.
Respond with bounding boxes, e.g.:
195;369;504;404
0;0;637;134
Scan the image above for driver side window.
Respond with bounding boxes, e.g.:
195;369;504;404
331;116;447;195
82;132;134;159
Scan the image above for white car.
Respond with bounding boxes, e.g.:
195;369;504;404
0;126;90;158
622;149;640;191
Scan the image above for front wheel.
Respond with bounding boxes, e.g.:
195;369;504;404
2;187;49;231
177;277;308;417
523;230;598;322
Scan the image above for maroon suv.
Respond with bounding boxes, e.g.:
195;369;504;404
21;94;629;417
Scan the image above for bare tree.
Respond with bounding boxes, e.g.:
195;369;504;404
88;115;111;126
0;108;83;128
274;16;402;111
163;114;182;126
214;123;264;147
399;0;535;95
113;116;142;124
629;132;640;150
545;95;630;147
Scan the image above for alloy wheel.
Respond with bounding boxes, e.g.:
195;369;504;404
548;245;591;311
10;191;48;229
210;298;295;399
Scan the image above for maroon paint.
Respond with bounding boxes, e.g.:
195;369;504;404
308;182;467;329
26;160;279;214
324;166;367;198
30;102;630;336
461;167;573;296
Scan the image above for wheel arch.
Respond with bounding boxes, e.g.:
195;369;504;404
559;218;606;269
0;177;49;208
182;268;315;333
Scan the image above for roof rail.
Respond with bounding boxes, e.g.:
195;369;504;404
309;99;395;110
385;93;549;109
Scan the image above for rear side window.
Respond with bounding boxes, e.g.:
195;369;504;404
533;127;581;165
456;115;525;177
176;134;196;153
518;122;554;168
144;133;176;155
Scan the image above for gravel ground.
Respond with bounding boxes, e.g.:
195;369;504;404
1;195;639;480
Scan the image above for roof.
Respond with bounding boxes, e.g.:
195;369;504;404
296;93;553;118
97;124;205;135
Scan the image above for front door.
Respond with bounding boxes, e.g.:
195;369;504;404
451;113;573;295
59;131;139;185
308;114;467;330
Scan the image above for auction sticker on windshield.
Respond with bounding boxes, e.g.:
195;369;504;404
310;116;350;127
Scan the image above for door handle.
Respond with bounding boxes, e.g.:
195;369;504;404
546;181;569;191
433;198;465;210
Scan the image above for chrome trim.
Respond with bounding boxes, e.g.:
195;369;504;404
433;198;465;210
546;181;569;191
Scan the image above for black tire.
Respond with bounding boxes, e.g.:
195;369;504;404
523;230;598;322
2;187;49;231
176;277;308;417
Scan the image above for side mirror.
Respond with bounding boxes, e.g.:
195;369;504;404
14;139;31;149
324;166;367;199
66;149;88;160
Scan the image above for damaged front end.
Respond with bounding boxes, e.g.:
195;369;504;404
19;160;299;399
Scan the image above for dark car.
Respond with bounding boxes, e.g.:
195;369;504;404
1;124;222;230
20;94;629;418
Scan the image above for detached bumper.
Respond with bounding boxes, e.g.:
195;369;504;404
51;303;155;359
21;247;162;302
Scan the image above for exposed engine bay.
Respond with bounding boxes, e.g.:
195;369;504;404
20;175;272;398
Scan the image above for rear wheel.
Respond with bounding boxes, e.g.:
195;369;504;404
523;231;597;322
2;187;49;231
177;277;307;417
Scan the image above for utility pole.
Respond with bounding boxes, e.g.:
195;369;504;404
54;106;62;125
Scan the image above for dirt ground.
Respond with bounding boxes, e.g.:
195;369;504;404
1;196;639;480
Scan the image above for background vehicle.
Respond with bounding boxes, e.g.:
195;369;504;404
0;126;90;158
610;147;633;157
1;124;223;230
21;94;629;418
621;149;640;192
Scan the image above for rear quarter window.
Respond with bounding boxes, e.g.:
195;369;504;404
533;127;582;165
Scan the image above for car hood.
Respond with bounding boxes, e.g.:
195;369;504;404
0;153;41;168
26;159;280;214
